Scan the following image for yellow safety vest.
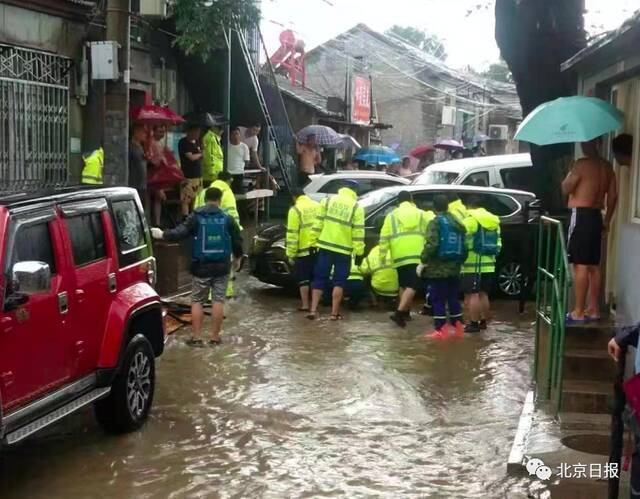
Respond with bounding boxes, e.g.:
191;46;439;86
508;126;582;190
286;195;320;259
448;199;468;224
461;207;502;274
360;245;398;296
311;188;365;256
81;147;104;185
379;201;433;268
349;257;364;281
194;180;242;230
202;130;224;182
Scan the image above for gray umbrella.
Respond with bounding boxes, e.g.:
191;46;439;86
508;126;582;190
297;125;341;146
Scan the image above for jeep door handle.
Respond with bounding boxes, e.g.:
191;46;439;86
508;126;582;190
75;289;85;303
58;292;69;314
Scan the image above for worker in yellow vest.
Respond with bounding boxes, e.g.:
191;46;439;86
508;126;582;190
286;188;320;312
202;126;224;184
360;245;399;309
448;194;469;224
380;191;433;328
460;195;502;333
81;147;104;185
307;180;365;321
194;171;242;298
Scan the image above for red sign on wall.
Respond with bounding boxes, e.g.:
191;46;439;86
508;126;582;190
351;76;371;125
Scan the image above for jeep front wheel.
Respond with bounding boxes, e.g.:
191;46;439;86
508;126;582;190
94;334;156;434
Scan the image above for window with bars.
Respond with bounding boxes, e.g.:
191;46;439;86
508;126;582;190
0;44;70;192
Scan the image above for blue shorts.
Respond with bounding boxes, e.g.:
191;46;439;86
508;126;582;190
313;249;351;290
295;255;316;287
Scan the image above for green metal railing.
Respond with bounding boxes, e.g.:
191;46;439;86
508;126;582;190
534;216;572;416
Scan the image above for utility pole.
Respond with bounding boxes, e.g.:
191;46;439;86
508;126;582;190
223;27;232;173
103;0;131;186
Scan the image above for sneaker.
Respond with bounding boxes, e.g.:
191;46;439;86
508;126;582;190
465;322;481;333
390;311;407;328
479;320;488;330
452;321;464;338
425;328;448;340
402;310;413;321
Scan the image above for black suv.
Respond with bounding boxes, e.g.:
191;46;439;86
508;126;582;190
251;185;539;298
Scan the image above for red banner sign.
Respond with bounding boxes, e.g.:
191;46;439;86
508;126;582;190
351;76;371;125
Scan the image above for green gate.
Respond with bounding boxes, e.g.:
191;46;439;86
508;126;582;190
534;216;572;416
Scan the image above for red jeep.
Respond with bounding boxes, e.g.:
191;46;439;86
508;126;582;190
0;187;164;446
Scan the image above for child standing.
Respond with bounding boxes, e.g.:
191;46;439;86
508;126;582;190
419;194;467;339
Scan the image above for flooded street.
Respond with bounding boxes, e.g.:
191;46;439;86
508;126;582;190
1;276;536;498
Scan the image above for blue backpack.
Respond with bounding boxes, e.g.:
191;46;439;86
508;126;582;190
192;210;232;263
473;226;500;256
437;214;465;262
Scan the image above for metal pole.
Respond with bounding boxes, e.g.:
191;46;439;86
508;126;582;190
103;0;131;186
223;27;232;173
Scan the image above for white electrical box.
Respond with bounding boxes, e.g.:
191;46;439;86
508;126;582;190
139;0;168;17
90;41;119;80
489;124;509;140
442;106;457;126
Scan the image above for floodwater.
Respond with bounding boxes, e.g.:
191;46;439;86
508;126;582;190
1;276;539;498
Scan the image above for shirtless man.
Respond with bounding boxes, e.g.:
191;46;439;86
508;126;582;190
561;139;618;322
296;134;321;186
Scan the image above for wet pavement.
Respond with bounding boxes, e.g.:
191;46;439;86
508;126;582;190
1;275;540;498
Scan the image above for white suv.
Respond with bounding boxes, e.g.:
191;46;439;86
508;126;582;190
412;153;534;191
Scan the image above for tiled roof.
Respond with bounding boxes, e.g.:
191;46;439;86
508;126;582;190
276;75;342;117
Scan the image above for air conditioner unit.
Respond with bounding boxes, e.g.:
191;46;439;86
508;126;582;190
489;124;509;140
442;106;456;126
139;0;168;17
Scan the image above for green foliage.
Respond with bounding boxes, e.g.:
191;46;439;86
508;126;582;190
481;61;513;83
171;0;261;59
385;25;447;61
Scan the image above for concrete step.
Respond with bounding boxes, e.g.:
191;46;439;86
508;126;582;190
563;348;617;382
561;379;612;414
559;412;611;431
564;321;616;350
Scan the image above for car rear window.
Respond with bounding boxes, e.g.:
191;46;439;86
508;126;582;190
413;170;459;185
459;193;519;217
111;199;150;267
65;212;106;266
501;167;536;191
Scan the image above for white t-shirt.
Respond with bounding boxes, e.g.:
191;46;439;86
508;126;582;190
239;127;259;153
227;142;250;175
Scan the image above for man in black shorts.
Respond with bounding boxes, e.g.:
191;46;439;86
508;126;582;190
460;196;501;333
562;139;617;323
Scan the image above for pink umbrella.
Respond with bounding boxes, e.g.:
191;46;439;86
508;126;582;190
131;105;184;125
409;144;435;158
434;139;463;151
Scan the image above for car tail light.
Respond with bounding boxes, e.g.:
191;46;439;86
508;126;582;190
147;258;157;287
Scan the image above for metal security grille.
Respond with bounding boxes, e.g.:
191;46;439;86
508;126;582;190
0;44;70;192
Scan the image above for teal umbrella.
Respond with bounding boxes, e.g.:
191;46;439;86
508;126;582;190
515;96;624;145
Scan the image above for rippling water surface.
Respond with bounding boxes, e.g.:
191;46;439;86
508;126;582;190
1;277;537;498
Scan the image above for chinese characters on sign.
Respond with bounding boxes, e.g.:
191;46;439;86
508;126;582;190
523;456;619;481
351;75;371;125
